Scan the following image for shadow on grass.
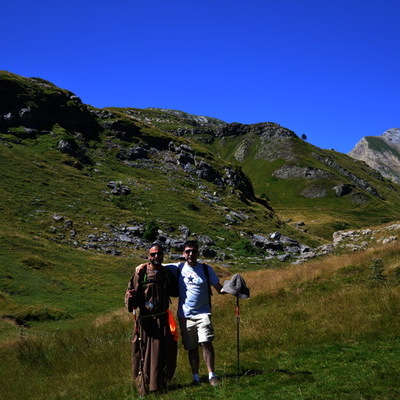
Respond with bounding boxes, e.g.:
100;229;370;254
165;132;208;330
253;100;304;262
168;368;265;391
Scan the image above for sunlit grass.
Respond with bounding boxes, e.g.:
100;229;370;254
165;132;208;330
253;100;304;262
2;241;400;399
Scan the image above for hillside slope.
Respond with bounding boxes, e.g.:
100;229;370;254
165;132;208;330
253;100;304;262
0;71;291;257
2;70;400;338
120;107;400;240
0;71;400;251
2;70;400;249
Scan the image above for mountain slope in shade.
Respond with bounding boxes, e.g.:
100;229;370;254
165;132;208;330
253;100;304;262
348;128;400;183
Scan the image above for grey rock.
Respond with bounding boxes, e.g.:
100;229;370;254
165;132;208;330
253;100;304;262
118;146;148;161
333;184;353;197
58;140;74;155
273;165;332;180
200;247;217;258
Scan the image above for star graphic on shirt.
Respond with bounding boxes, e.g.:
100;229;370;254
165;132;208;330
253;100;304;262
187;276;194;283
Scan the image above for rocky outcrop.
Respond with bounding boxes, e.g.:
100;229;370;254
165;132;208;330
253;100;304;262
0;72;101;137
273;165;332;180
315;154;382;198
348;128;400;183
332;184;353;197
331;223;400;252
146;108;227;128
215;122;297;139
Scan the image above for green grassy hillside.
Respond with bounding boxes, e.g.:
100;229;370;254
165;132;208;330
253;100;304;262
1;70;400;322
212;136;400;239
1;71;400;399
112;106;400;241
0;71;296;333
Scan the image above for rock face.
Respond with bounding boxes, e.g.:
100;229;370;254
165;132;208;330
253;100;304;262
348;128;400;183
0;74;100;137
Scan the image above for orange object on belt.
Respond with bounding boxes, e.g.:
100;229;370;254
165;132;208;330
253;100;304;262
167;309;179;341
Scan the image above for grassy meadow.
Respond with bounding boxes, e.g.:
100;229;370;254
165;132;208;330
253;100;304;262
1;240;400;400
2;71;400;399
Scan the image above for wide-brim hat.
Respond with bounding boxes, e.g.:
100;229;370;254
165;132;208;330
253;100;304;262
223;273;250;299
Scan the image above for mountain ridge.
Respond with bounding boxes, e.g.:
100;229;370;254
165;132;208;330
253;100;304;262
1;70;400;257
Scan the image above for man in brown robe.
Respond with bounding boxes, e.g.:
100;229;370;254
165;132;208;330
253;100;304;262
125;244;178;396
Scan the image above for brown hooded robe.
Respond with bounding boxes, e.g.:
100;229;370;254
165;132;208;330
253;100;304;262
126;265;178;396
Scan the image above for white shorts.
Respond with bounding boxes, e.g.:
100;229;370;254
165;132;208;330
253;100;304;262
178;313;214;350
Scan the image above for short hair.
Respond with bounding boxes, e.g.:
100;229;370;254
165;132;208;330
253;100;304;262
148;243;164;252
182;240;199;251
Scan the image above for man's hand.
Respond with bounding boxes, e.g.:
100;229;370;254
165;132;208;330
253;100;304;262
136;263;148;274
214;282;226;294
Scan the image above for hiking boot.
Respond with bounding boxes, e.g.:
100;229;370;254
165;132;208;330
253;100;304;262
209;377;220;387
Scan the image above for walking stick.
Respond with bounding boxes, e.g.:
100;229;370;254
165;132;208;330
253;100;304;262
236;296;240;378
222;273;249;379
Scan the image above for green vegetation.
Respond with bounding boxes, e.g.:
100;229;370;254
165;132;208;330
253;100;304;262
1;242;400;399
200;134;400;241
366;136;400;157
143;219;160;242
2;70;400;399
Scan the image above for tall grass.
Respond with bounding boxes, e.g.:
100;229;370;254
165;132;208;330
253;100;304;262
1;242;400;399
234;242;400;348
0;313;133;400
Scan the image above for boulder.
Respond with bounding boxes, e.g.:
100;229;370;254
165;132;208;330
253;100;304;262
333;184;353;197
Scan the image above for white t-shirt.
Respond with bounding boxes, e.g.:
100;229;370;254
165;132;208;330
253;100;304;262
166;262;219;318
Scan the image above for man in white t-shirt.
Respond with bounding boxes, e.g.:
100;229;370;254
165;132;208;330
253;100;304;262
168;240;224;387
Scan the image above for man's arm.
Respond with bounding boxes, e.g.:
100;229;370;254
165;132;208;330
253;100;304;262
213;282;226;294
206;264;225;294
135;263;148;274
126;263;149;311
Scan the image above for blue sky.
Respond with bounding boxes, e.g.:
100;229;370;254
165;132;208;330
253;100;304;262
2;0;399;153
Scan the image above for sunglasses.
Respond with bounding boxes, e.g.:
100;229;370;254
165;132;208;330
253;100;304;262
184;249;198;254
149;252;163;257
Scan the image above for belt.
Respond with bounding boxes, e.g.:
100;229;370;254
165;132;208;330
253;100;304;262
139;310;167;319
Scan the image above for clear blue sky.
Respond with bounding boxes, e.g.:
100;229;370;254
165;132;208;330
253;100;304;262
2;0;399;153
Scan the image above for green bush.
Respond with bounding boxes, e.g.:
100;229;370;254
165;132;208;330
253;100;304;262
142;220;159;242
370;258;387;283
231;238;261;257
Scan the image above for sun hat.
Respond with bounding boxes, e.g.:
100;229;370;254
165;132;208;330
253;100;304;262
222;273;250;299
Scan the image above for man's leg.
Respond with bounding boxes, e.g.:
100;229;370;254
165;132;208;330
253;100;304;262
201;341;219;386
179;317;201;384
201;341;215;373
188;347;200;375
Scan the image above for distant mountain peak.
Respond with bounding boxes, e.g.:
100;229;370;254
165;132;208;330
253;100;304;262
348;128;400;183
382;128;400;145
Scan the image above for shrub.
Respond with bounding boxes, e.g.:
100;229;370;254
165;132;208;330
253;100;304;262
232;238;261;257
370;258;387;283
142;220;159;242
187;202;200;211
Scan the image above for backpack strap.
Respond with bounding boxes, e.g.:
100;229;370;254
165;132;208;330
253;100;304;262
165;266;179;298
177;262;184;273
202;263;213;310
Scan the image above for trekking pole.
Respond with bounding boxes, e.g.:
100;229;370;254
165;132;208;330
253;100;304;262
236;296;240;378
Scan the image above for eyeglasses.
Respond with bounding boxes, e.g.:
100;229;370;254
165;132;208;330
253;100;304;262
149;252;163;257
184;249;198;254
